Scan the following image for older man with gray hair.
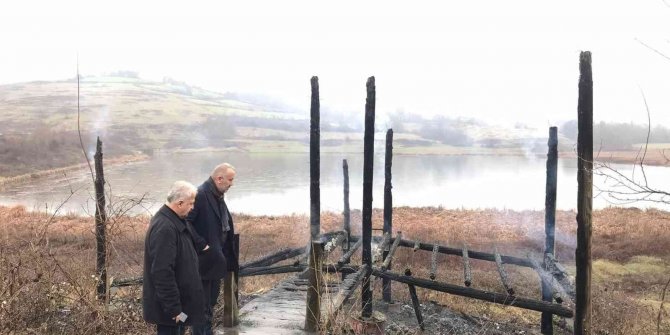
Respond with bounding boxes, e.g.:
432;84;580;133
188;163;238;335
143;181;205;335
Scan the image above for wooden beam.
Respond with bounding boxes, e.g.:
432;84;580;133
430;244;439;280
310;76;320;241
338;238;362;267
381;232;403;271
239;247;305;270
372;269;573;318
404;269;425;331
494;247;515;295
462;244;472;287
542;126;559;334
94;137;107;301
575;51;593;335
324;265;370;329
529;258;564;304
342;159;351;251
397;238;533;268
223;269;239;327
383;128;394;302
240;264;306;277
305;241;324;332
361;76;376;318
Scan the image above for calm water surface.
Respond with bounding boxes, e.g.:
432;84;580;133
1;152;669;215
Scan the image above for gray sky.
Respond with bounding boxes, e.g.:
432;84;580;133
1;0;669;127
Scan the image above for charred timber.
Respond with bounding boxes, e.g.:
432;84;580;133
430;244;439;280
372;269;574;317
404;269;425;331
494;248;515;296
324;265;370;329
381;232;403;271
397;238;533;268
240;264;306;277
463;244;472;287
239;247;305;270
338;238;362;267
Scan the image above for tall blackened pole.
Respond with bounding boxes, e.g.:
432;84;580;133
541;126;558;334
382;128;394;302
310;76;321;241
361;76;376;318
575;51;593;335
94;137;107;301
343;159;351;247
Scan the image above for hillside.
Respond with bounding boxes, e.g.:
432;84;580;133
3;76;666;178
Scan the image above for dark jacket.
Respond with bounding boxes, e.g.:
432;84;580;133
143;205;205;326
187;178;238;280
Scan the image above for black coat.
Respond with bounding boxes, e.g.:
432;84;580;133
187;178;238;280
143;205;205;326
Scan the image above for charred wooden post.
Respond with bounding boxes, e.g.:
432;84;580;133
542;126;559;334
94;137;107;301
381;231;402;271
373;269;573;317
494;247;515;296
383;128;394;302
404;269;425;331
575;51;593;335
361;76;376;318
310;76;320;241
223;235;240;327
342;159;351;250
234;234;240;302
304;240;324;332
430;244;439;280
462;244;472;287
338;238;362;267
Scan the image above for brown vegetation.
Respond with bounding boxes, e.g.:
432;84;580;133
0;205;668;334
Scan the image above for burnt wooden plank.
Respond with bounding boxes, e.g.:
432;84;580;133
240;247;305;270
430;244;439;280
338;238;362;267
397;238;534;268
462;244;472;287
494;247;515;296
372;269;573;317
381;232;402;271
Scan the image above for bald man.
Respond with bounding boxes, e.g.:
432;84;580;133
187;163;238;335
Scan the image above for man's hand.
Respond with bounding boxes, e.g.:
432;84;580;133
173;312;188;323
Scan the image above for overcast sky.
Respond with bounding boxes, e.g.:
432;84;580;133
1;0;669;127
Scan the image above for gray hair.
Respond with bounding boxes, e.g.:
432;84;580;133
166;181;197;204
210;163;236;177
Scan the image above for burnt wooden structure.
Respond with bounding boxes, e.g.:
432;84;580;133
109;63;594;333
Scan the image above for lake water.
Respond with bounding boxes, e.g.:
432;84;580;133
1;152;669;216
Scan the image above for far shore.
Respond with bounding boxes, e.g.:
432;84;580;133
0;153;149;191
0;144;667;190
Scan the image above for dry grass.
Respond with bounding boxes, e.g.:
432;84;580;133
1;205;669;334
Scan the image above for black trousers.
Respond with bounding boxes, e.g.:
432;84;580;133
191;278;221;335
157;323;185;335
